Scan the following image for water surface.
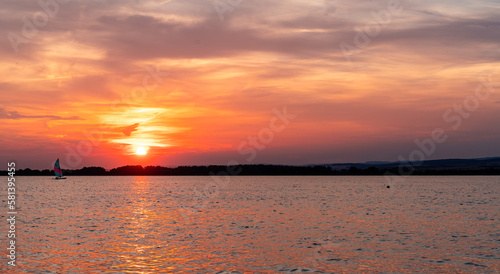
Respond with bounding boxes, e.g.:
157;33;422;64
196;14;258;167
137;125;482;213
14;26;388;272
2;176;499;273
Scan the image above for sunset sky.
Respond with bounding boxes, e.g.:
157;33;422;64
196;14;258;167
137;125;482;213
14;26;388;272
1;0;499;170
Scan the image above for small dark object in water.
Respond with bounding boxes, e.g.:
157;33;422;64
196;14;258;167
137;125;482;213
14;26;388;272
387;185;390;188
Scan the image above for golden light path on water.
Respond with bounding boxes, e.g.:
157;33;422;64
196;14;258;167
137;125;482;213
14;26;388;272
5;176;500;273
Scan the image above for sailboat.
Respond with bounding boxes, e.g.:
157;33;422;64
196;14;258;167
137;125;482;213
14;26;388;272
54;158;67;180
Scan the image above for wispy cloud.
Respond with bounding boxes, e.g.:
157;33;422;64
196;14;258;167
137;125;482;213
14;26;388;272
0;108;83;120
120;123;140;136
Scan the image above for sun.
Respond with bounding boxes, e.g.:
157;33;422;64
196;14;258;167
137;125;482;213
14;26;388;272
136;146;147;155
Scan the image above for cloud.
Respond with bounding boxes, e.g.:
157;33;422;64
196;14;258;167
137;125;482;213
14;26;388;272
120;123;140;136
3;0;499;64
0;108;83;120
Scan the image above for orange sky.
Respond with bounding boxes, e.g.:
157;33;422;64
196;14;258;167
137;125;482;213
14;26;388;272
1;0;499;169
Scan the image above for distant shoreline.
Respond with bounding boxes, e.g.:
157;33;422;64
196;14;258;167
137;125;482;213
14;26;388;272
2;163;500;176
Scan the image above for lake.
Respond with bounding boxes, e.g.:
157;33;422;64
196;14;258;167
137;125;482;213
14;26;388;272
2;176;499;273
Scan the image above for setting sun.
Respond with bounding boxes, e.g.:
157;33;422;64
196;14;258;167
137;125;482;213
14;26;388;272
136;146;148;155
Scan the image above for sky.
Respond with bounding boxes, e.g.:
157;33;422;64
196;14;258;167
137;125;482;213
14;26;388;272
1;0;500;170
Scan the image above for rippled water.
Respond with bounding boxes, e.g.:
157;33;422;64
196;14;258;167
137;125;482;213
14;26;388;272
2;176;499;273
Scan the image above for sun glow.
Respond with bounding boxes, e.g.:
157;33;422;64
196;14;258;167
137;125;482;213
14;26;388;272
136;146;148;155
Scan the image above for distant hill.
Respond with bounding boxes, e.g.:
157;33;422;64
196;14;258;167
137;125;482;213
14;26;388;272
322;157;500;174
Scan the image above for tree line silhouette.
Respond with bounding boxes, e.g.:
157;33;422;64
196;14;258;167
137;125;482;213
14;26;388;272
2;164;500;176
